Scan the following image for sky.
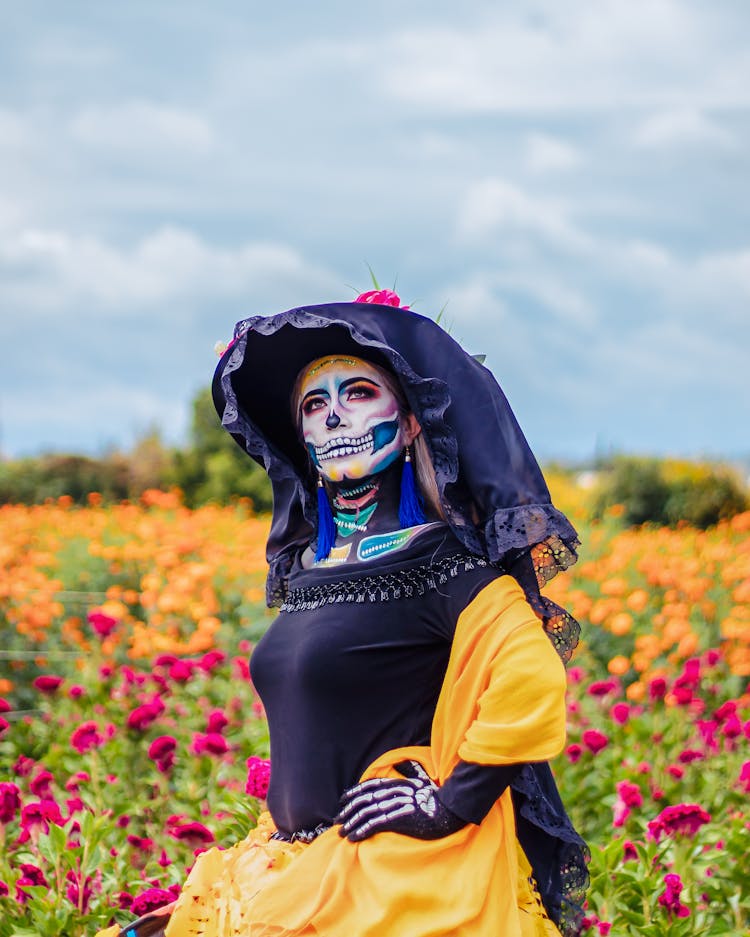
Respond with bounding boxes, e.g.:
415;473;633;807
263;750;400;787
1;0;748;462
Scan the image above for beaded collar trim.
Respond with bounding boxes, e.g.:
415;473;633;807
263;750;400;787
281;552;491;613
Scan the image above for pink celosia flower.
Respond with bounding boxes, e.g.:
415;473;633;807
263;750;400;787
668;765;685;779
647;804;711;841
0;782;21;824
658;872;690;918
15;863;48;902
169;660;194;683
622;841;638;861
30;770;54;798
617;780;643;808
170;822;215;846
68;684;85;699
148;735;177;760
65;870;93;912
13;755;35;777
587;679;619;697
0;698;10;712
127;834;155;853
354;289;408;308
611;703;630;724
613;780;642;828
87;609;118;638
565;744;582;763
715;700;737;721
20;799;64;836
126;695;165;731
567;667;585;684
722;714;743;739
0;881;8;897
582;729;609;754
129;887;175;916
678;749;704;764
70;721;105;753
33;674;63;694
206;709;228;734
738;761;750;793
191;732;229;756
246;756;271;798
233;656;250;680
648;677;667;700
148;735;177;773
198;650;226;673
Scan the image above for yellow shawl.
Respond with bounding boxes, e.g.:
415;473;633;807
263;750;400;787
158;574;568;937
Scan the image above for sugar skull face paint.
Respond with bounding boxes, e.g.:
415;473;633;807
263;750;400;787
298;356;408;482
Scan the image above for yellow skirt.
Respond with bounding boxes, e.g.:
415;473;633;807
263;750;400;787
98;810;559;937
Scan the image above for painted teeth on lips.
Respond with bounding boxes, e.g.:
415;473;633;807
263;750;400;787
315;434;374;460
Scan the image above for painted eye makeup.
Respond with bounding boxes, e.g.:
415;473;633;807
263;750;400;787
345;382;378;401
301;395;328;416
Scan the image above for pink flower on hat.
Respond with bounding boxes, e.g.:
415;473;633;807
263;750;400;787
354;289;408;309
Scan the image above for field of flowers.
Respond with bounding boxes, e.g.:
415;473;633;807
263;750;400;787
1;485;749;936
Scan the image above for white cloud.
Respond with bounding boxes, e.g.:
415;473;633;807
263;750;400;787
526;133;583;173
378;2;750;112
457;178;592;254
70;101;216;154
633;108;734;149
0;226;339;310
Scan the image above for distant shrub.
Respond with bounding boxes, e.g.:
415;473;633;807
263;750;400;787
594;457;748;528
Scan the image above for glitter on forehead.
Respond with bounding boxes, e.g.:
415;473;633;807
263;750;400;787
305;356;363;378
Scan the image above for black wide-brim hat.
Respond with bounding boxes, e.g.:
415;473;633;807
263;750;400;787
212;301;580;658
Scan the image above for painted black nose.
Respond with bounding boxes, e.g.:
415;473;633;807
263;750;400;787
325;411;341;429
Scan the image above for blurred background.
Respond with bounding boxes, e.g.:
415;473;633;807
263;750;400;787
1;0;748;507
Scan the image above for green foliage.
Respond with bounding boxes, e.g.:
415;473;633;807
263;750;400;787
0;391;273;511
172;388;272;511
594;457;748;528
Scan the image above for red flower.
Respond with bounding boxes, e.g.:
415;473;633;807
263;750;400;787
587;679;619;697
30;770;54;798
65;870;93;912
207;709;228;734
148;735;177;760
198;650;226;673
622;841;638;861
191;732;229;756
33;675;63;694
648;677;667;700
616;780;643;808
658;873;690;918
582;729;609;754
18;799;64;843
87;609;118;638
354;289;408;308
126;695;165;731
170;822;215;847
610;703;630;724
246;756;271;798
71;721;105;754
0;782;21;824
0;698;10;712
148;735;177;773
129;887;175;916
169;660;194;683
647;803;711;841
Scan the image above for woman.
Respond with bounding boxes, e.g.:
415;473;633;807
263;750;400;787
103;290;587;937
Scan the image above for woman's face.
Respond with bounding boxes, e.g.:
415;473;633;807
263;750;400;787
298;356;416;482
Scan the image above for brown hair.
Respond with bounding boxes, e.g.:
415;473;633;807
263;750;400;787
291;358;444;520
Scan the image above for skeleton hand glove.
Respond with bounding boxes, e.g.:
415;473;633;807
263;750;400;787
334;760;467;842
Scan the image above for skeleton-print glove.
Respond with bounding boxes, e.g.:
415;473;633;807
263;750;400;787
334;759;467;843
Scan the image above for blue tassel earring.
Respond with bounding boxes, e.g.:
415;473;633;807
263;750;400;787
315;474;337;562
399;446;426;528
